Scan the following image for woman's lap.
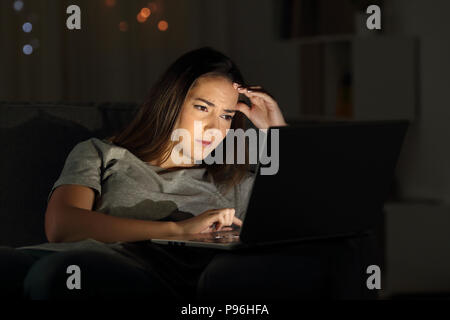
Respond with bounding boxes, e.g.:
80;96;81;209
0;245;181;300
197;249;328;300
28;248;183;300
0;236;373;300
0;246;40;299
196;237;370;300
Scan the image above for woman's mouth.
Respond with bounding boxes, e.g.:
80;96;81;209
196;139;212;147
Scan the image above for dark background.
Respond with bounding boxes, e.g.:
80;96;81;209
1;0;449;299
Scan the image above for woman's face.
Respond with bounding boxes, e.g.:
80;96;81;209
172;76;239;164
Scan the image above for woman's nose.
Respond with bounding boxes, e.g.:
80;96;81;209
203;116;219;131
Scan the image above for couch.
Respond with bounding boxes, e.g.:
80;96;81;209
0;102;138;247
0;102;382;299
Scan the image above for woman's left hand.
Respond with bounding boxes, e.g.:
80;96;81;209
232;82;288;129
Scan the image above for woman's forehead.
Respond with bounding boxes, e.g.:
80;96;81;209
188;79;238;104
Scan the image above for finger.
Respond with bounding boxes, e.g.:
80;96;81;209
222;210;232;228
233;216;243;227
247;85;263;90
215;215;226;231
246;86;275;99
210;208;234;229
204;214;218;232
234;83;261;90
228;208;236;226
206;209;221;216
221;210;232;228
238;85;275;103
236;84;262;90
252;96;265;106
239;91;265;109
209;212;225;231
222;209;231;227
244;90;277;105
246;96;267;114
233;102;251;118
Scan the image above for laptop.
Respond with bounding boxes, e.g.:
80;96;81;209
150;120;409;250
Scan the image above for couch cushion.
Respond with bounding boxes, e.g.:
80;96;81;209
0;103;138;247
96;102;139;138
0;111;94;247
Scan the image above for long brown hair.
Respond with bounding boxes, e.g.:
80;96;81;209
106;47;251;194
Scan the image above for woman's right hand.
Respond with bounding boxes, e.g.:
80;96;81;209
174;208;243;235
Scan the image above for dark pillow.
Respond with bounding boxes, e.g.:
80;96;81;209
0;110;93;247
97;103;139;138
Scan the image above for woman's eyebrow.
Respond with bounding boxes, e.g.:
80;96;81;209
193;97;236;113
193;97;215;106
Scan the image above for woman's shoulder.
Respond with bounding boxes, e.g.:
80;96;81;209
71;136;108;150
79;136;115;149
67;137;127;163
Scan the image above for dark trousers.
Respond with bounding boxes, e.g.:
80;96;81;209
0;235;378;300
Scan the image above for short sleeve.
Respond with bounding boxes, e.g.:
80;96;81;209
47;139;103;203
235;171;256;220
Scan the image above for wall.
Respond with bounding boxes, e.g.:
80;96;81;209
0;0;301;121
381;0;450;296
387;0;450;204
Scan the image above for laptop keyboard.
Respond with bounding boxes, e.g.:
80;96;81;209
189;230;240;243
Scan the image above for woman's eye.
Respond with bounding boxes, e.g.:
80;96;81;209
221;114;234;121
194;105;208;112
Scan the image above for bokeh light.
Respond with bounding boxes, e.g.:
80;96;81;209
148;2;157;13
119;21;128;32
137;13;147;23
22;22;32;33
13;0;24;12
140;8;151;18
157;20;168;31
23;44;33;55
105;0;116;7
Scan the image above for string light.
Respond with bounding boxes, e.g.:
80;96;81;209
147;2;157;13
22;22;32;33
13;0;24;12
23;44;33;55
136;12;147;23
105;0;116;7
157;20;168;31
119;21;128;32
140;8;151;18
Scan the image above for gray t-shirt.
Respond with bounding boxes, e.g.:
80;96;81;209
17;137;256;258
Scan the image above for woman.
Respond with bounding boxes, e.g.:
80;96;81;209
1;46;297;300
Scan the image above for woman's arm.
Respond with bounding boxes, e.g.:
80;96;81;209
45;184;180;243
